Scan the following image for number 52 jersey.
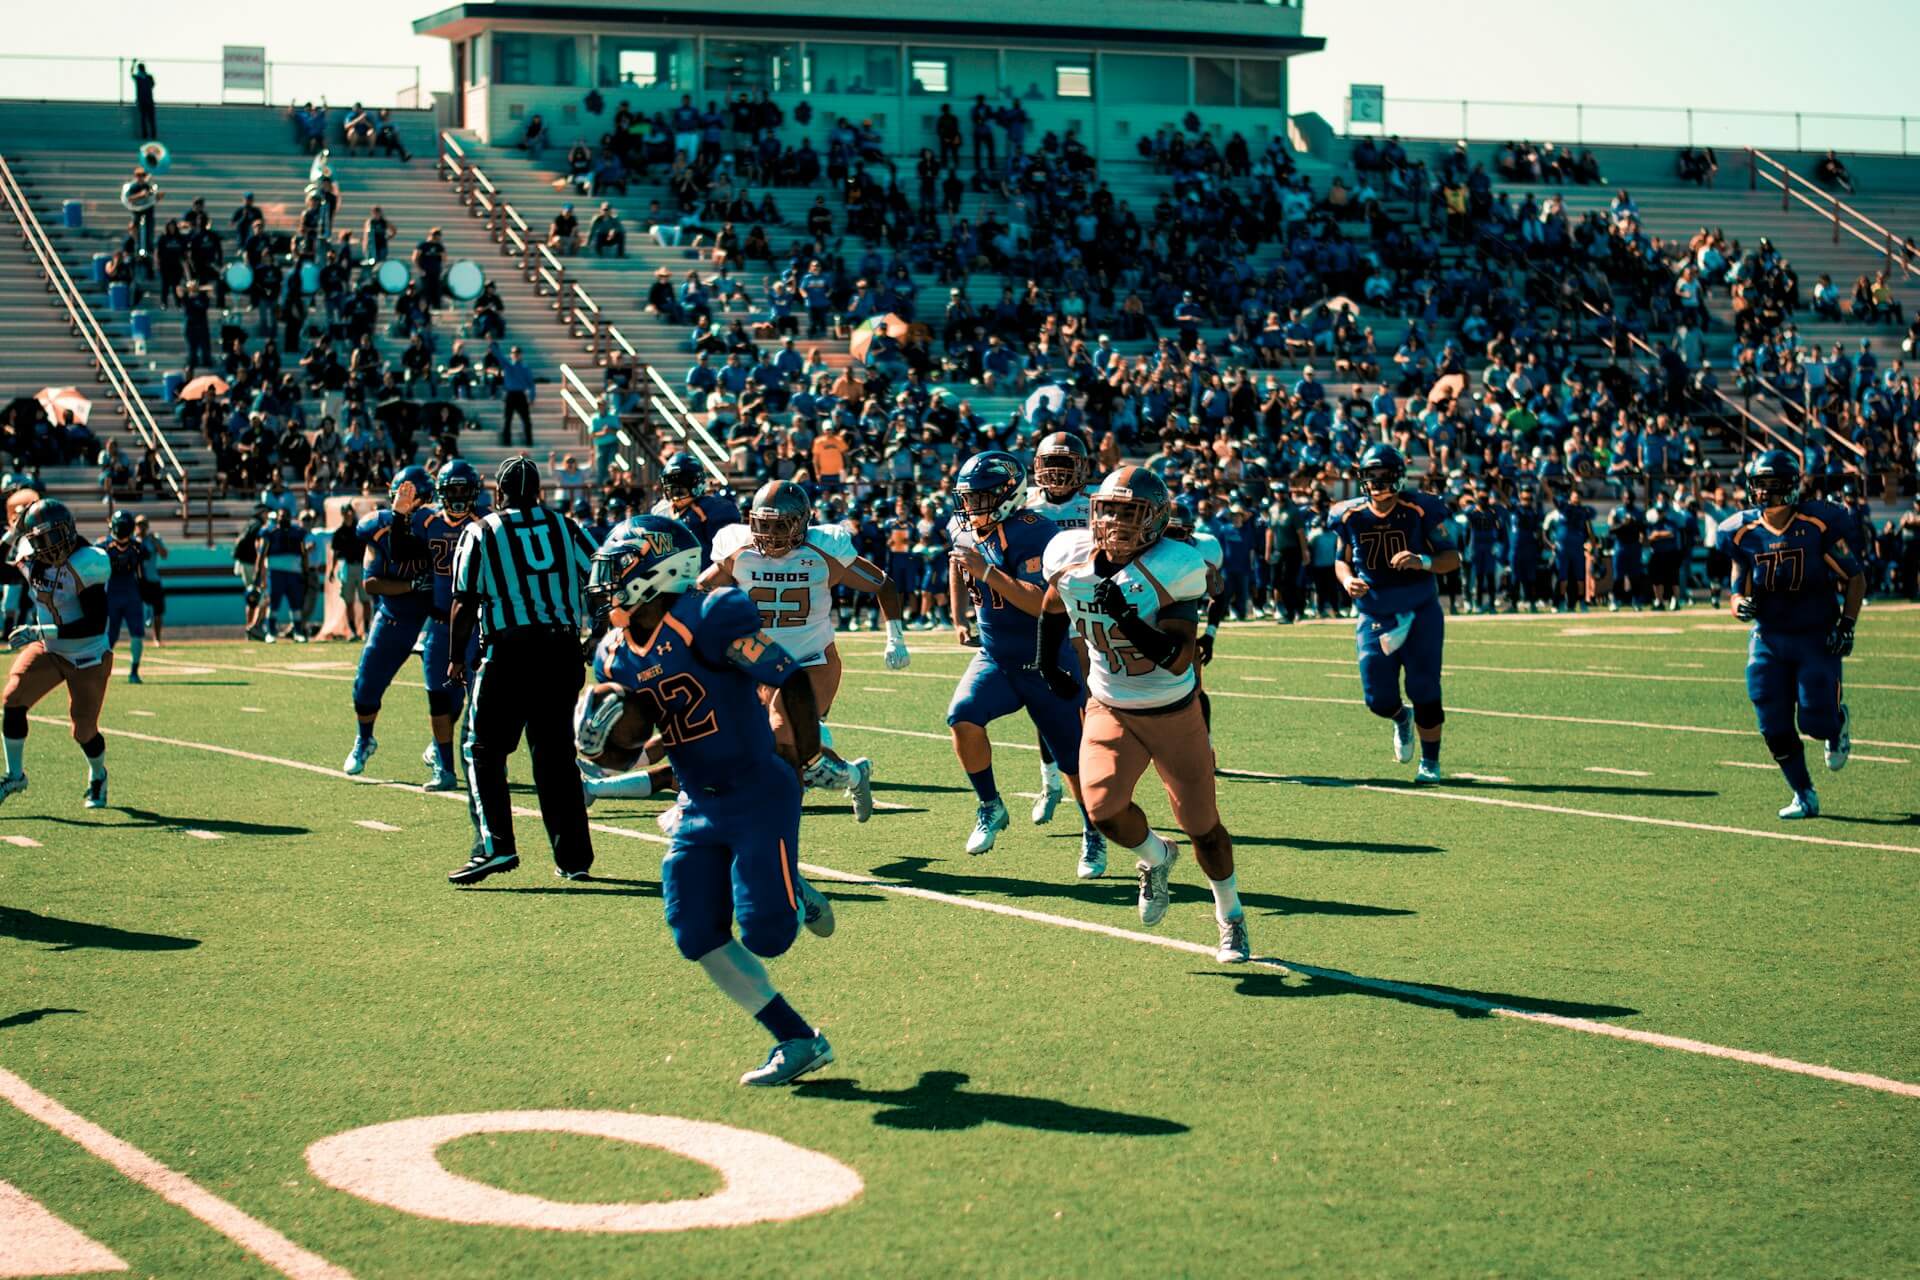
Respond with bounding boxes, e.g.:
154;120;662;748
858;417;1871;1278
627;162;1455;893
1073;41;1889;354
1044;530;1209;710
709;522;860;667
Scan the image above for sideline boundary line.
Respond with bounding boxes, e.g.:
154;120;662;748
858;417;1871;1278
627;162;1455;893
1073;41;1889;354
38;720;1920;1102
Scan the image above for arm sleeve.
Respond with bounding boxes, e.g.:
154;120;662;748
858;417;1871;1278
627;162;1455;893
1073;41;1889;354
389;514;430;562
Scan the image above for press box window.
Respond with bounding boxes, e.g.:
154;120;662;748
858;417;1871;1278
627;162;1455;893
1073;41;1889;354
911;59;951;96
1055;64;1092;99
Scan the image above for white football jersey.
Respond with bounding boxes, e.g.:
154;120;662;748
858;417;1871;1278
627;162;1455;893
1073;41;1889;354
19;546;112;667
711;523;855;666
1191;531;1224;573
1044;531;1209;710
1027;486;1093;531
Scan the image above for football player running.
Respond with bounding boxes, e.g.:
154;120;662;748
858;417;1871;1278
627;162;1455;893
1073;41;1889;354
1039;467;1249;964
1331;444;1460;784
946;451;1105;875
397;460;484;792
97;510;150;684
0;500;115;808
1713;450;1865;819
647;452;740;568
582;516;838;1086
343;466;435;777
702;480;909;821
1021;430;1098;823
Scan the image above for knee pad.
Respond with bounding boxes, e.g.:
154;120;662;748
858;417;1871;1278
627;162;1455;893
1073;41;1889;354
1762;729;1803;762
1751;698;1796;742
1365;695;1404;721
667;914;728;963
426;689;456;717
738;913;798;961
2;706;25;739
1413;700;1445;730
1795;704;1839;742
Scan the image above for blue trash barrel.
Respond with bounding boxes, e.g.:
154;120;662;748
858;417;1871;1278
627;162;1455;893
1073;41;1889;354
106;281;130;310
162;370;186;402
90;253;111;286
129;309;152;342
62;200;83;229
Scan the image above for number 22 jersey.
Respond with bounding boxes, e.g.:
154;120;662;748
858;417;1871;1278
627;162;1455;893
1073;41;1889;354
1044;530;1209;710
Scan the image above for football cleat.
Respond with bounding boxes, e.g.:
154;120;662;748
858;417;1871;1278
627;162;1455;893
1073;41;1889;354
1137;839;1179;927
343;735;378;776
845;756;874;823
1778;789;1820;821
1216;914;1251;964
127;671;142;685
1031;779;1064;825
741;1031;834;1086
1825;703;1851;772
83;774;108;810
799;876;836;938
0;773;26;804
554;868;592;881
423;762;459;792
422;742;438;769
1415;759;1443;785
1392;713;1415;764
965;797;1009;855
448;850;520;885
1076;828;1108;880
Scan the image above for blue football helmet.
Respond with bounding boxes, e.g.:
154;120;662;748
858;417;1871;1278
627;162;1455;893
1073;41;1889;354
955;450;1028;533
389;464;434;513
660;453;706;505
1167;496;1200;540
109;509;137;540
1747;448;1801;508
436;459;480;515
1355;443;1406;498
586;515;702;620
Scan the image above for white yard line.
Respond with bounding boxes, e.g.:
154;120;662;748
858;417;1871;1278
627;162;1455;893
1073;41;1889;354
181;830;223;841
2;835;42;848
354;820;402;833
125;711;155;718
1719;761;1778;771
0;1067;352;1280
1586;767;1651;777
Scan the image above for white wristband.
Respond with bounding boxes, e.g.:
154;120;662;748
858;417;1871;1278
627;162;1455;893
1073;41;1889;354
1204;624;1219;638
1417;554;1434;571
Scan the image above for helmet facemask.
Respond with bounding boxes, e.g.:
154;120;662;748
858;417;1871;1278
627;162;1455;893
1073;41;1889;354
1034;448;1088;497
1091;495;1164;561
749;508;807;557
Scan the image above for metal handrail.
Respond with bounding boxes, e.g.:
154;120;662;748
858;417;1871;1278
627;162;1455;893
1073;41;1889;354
645;365;733;475
648;396;728;484
1751;371;1869;461
0;152;189;507
1748;148;1919;278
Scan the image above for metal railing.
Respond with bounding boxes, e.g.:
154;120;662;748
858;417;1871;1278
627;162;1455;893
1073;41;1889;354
1747;149;1919;279
0;151;192;518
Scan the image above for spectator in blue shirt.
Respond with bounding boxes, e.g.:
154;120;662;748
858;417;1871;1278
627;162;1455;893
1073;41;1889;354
684;352;719;409
499;346;535;447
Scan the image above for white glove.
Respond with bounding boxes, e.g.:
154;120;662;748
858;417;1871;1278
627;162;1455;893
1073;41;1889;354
882;619;911;670
572;687;626;758
6;625;47;652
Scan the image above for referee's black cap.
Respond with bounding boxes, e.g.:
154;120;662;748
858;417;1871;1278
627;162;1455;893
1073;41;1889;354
496;455;541;509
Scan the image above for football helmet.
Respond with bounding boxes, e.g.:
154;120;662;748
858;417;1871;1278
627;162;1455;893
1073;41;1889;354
1032;431;1091;496
1746;448;1801;508
1356;443;1407;498
955;451;1027;533
660;453;706;507
748;480;811;556
586;515;701;621
435;459;480;515
389;464;434;514
1090;466;1171;560
109;509;137;540
18;498;82;565
1166;496;1200;541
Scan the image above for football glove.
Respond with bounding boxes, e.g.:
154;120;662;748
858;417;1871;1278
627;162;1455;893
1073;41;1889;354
1825;616;1856;658
6;624;48;651
1196;630;1216;666
410;571;434;593
1733;595;1757;622
882;620;911;670
572;687;627;758
1040;665;1080;702
1091;576;1134;621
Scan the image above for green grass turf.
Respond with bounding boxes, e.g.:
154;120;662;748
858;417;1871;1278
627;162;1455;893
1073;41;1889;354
2;606;1917;1277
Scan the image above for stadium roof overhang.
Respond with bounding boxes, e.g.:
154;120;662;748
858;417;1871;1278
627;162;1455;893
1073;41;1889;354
412;3;1327;55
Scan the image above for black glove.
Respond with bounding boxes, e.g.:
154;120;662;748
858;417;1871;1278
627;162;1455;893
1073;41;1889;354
410;571;434;593
1041;664;1080;702
1195;632;1215;666
1091;576;1134;621
1733;595;1757;622
1825;615;1855;658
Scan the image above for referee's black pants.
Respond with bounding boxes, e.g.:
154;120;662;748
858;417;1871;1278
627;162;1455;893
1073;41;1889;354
464;626;593;874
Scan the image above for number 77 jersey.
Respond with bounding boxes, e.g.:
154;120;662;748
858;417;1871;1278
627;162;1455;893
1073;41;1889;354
1044;528;1210;710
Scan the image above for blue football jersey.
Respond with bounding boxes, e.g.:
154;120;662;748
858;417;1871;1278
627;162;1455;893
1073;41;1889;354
642;494;742;568
954;510;1060;668
413;505;481;614
358;510;430;624
1331;492;1455;617
1553;498;1597;550
591;588;799;795
95;537;147;596
1714;499;1860;635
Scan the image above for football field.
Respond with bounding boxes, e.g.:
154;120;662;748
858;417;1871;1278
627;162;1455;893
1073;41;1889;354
3;607;1917;1278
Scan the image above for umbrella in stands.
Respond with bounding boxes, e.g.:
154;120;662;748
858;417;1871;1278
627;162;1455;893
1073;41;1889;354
178;374;231;401
1023;384;1068;423
35;387;92;426
848;313;910;363
1426;372;1467;405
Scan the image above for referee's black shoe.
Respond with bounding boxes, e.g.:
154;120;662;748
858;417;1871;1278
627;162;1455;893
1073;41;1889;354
449;849;520;886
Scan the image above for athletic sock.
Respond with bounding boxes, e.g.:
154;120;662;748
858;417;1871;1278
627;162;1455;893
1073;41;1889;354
2;737;22;779
586;769;654;800
697;939;775;1014
1076;800;1097;834
1208;873;1243;924
965;765;998;804
434;739;455;771
1124;831;1170;869
129;637;143;672
1769;736;1814;793
1039;758;1062;792
79;733;106;781
356;719;375;745
1420;736;1441;764
753;993;814;1043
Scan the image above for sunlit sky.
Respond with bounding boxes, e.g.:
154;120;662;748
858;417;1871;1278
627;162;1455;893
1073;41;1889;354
2;0;1911;146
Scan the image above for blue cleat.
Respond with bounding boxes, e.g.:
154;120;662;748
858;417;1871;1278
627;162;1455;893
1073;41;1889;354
741;1031;834;1086
965;797;1009;855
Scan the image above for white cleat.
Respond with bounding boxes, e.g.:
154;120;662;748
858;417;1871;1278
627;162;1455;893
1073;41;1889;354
421;742;438;769
1031;780;1064;825
1825;704;1851;772
343;736;378;776
1392;713;1415;764
740;1031;834;1086
83;774;107;810
1075;829;1108;880
1216;914;1251;964
799;876;836;938
965;798;1009;854
0;773;26;805
1415;759;1442;785
1136;839;1179;927
1779;789;1820;820
845;757;874;823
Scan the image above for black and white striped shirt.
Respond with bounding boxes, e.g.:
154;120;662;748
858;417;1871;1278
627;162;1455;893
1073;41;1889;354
451;504;596;639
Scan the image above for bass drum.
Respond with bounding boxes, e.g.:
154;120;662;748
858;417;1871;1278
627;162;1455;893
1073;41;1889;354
375;258;410;294
222;262;255;294
446;259;485;301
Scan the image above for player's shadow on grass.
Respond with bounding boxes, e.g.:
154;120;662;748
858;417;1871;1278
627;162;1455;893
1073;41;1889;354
871;780;973;796
794;1071;1188;1135
1197;970;1637;1020
467;876;662;898
0;1007;81;1030
869;856;1410;920
114;808;310;837
1819;812;1920;827
1233;834;1443;856
1;906;201;953
803;804;927;817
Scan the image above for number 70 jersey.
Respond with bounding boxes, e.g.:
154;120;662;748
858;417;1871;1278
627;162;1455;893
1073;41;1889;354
1044;529;1210;711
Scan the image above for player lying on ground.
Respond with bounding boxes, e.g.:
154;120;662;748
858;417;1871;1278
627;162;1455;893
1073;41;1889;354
581;516;838;1086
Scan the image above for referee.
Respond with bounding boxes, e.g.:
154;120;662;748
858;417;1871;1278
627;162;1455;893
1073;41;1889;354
445;456;598;886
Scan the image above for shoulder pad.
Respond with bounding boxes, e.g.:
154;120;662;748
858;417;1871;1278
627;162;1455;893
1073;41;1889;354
648;499;673;519
806;523;857;564
706;494;742;522
710;522;755;562
1192;531;1225;570
1043;528;1094;583
355;510;388;539
1329;497;1368;521
70;546;112;589
1142;539;1211;602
